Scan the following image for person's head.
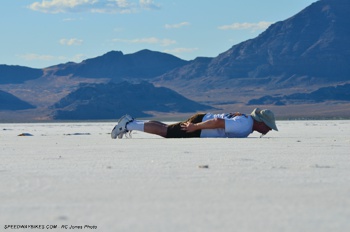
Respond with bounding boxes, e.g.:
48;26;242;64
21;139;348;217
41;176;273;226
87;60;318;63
250;108;278;135
253;120;272;135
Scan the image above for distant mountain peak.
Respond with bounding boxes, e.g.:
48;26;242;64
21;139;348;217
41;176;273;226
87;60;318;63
49;49;189;80
0;65;43;84
158;0;350;85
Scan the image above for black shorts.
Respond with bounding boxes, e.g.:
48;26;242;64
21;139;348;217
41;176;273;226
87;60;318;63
166;113;206;138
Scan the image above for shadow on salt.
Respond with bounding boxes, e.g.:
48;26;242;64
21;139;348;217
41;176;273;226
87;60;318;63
64;133;91;136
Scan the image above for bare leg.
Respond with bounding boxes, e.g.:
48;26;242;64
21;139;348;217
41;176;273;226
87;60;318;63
144;121;168;138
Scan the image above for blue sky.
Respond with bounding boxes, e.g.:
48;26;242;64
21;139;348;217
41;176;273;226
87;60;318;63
1;0;317;69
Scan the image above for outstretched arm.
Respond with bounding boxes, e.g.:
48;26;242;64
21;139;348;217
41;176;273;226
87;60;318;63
181;118;225;133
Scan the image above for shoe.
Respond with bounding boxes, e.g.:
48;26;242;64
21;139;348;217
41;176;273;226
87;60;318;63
111;114;134;139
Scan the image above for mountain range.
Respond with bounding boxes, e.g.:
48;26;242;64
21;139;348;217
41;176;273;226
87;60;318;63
51;50;188;81
0;0;350;121
248;83;350;105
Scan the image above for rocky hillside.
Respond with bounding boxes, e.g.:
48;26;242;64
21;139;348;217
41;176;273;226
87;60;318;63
209;0;350;81
50;81;213;120
156;0;350;91
0;90;35;110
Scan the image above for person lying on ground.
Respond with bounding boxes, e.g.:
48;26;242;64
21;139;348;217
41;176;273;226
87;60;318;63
111;108;278;139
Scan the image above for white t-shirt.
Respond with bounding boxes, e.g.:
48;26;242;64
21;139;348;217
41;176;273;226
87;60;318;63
200;113;254;138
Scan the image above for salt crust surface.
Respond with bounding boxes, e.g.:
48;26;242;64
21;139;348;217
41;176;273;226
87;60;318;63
1;121;350;232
